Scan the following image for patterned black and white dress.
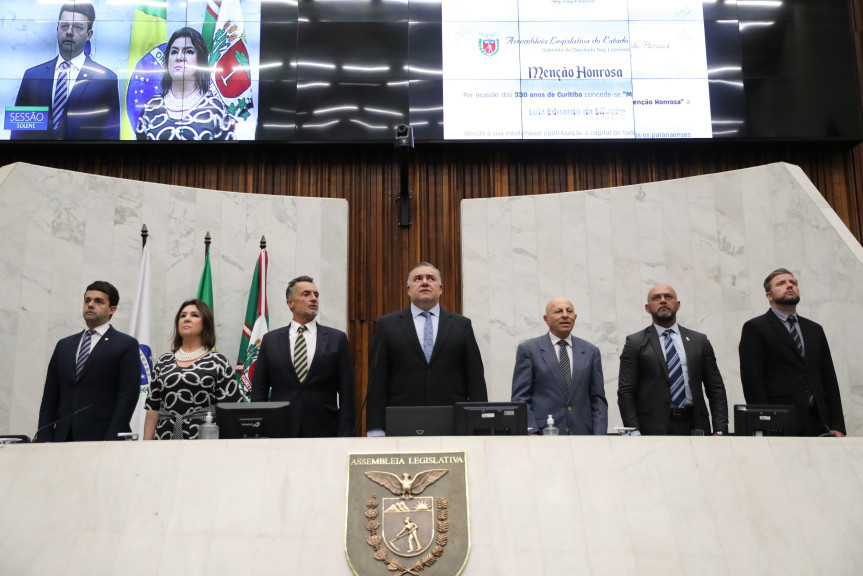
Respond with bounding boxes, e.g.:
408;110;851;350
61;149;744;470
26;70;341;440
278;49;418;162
135;92;236;141
145;351;241;439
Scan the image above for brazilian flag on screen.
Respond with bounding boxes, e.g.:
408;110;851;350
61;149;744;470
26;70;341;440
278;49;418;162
121;3;167;140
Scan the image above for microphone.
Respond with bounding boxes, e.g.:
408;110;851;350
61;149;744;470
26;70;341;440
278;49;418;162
33;404;93;442
352;338;381;437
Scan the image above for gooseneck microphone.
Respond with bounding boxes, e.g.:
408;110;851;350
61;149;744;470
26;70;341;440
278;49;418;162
33;404;93;442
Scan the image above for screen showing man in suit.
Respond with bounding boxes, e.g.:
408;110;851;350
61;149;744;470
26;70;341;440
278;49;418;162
618;283;729;436
36;281;140;442
365;262;488;435
739;268;846;437
511;297;607;435
251;275;355;437
11;2;120;140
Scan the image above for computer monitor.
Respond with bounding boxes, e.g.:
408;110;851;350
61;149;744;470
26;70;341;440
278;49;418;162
734;404;797;437
454;402;528;436
216;402;291;439
386;406;454;436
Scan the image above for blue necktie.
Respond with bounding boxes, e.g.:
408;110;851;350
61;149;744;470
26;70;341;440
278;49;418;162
421;311;433;363
76;329;94;377
52;61;70;137
663;329;686;408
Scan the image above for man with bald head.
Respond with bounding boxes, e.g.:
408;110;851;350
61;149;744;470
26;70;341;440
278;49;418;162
617;284;728;436
511;298;607;435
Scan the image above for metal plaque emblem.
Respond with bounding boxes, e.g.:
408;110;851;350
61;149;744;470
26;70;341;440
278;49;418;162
346;452;469;576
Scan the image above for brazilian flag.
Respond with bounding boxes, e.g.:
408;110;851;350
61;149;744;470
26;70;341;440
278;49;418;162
121;2;167;140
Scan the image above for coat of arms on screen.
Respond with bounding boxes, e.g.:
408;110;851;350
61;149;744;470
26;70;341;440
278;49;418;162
345;452;470;576
479;38;499;56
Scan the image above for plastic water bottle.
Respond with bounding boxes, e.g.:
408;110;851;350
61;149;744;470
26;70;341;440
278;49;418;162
543;415;559;436
199;411;219;440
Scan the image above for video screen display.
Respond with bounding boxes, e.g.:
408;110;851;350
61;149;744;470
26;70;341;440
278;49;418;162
0;0;859;143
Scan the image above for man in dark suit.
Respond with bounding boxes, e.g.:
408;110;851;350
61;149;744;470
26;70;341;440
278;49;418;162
739;268;846;436
11;3;120;140
251;275;355;437
36;281;140;442
365;262;487;435
618;284;728;436
511;298;607;435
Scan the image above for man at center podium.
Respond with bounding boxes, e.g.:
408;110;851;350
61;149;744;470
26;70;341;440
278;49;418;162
365;262;487;435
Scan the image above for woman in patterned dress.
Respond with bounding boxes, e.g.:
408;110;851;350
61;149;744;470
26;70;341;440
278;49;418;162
143;299;241;440
135;27;235;141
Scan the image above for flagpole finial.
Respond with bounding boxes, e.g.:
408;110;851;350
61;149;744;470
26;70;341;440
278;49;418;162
260;235;267;250
141;224;148;248
205;231;212;256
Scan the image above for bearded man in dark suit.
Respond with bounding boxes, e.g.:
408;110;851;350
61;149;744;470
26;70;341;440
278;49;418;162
739;268;846;437
365;262;487;435
251;275;355;437
36;281;140;442
618;283;728;436
11;3;120;140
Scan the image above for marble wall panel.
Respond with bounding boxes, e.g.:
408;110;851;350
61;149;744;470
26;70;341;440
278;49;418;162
462;163;863;435
0;163;348;436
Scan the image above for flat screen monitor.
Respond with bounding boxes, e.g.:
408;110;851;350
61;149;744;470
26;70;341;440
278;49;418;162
1;0;859;143
386;405;454;436
454;402;528;436
733;404;796;437
216;401;291;439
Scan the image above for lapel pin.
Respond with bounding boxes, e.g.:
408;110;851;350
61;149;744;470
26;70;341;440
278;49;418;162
686;336;690;342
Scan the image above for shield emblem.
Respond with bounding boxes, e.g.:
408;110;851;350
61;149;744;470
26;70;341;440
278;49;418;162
215;42;252;99
346;451;470;576
382;497;435;557
479;39;498;56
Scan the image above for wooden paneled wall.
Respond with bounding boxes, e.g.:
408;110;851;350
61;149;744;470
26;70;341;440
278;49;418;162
4;2;863;433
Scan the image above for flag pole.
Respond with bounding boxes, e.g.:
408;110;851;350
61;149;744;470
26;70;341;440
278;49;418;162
129;223;153;440
260;235;266;251
197;232;214;312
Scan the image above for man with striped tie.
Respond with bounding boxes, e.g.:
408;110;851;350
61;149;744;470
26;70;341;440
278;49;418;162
511;298;608;435
251;276;355;437
36;281;140;442
618;284;728;436
739;269;846;437
11;3;120;140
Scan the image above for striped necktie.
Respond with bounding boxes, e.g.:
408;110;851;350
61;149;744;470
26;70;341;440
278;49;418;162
557;340;572;392
294;325;309;383
787;316;805;359
52;61;71;137
76;329;94;377
663;329;687;408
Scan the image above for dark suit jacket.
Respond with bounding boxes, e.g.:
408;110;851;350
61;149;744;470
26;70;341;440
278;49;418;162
12;56;120;140
366;308;488;432
739;310;845;435
618;324;728;435
511;333;608;435
36;326;140;442
251;323;355;437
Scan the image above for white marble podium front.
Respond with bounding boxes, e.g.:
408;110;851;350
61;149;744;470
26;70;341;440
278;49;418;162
0;436;860;575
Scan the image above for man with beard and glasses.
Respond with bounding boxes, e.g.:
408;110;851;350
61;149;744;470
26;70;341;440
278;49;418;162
617;284;728;436
739;269;846;437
